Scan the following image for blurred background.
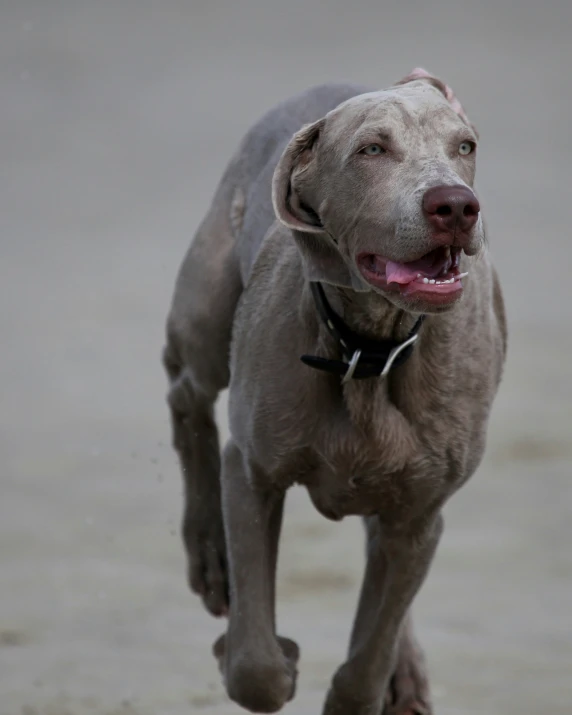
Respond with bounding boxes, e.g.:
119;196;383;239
1;2;571;714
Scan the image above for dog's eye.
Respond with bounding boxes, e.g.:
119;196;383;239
361;144;385;156
458;141;475;156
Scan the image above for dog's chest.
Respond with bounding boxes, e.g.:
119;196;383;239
301;401;452;523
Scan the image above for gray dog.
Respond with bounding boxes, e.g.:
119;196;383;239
163;67;507;715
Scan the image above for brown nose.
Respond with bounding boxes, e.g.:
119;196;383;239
423;184;480;235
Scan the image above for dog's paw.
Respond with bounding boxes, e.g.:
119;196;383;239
382;647;432;715
213;633;299;712
383;701;431;715
183;507;229;617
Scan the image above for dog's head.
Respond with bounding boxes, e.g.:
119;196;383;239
272;68;482;313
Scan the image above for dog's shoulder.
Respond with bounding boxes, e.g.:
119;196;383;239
227;225;322;458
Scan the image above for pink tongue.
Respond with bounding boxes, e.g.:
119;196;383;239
385;255;443;285
385;261;421;285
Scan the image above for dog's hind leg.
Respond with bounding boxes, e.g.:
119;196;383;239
163;181;243;617
322;514;442;715
383;614;432;715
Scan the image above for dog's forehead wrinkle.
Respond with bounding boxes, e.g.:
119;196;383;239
334;81;446;108
325;91;465;153
328;87;435;126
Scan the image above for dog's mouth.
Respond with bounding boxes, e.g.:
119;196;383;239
357;246;467;304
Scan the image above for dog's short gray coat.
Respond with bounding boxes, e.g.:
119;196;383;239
163;69;507;714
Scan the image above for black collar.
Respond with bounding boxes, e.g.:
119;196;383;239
300;282;425;382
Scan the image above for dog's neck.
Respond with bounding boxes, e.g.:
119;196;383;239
321;282;421;343
299;281;425;383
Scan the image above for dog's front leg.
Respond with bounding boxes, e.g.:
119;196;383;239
213;440;299;713
322;513;443;715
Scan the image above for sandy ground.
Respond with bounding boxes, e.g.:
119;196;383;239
1;2;572;714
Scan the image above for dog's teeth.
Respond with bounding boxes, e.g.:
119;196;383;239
423;277;429;284
429;279;436;284
457;272;469;279
444;247;451;258
417;273;423;278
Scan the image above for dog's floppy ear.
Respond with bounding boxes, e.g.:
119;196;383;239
272;118;326;232
272;119;357;288
396;67;478;137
